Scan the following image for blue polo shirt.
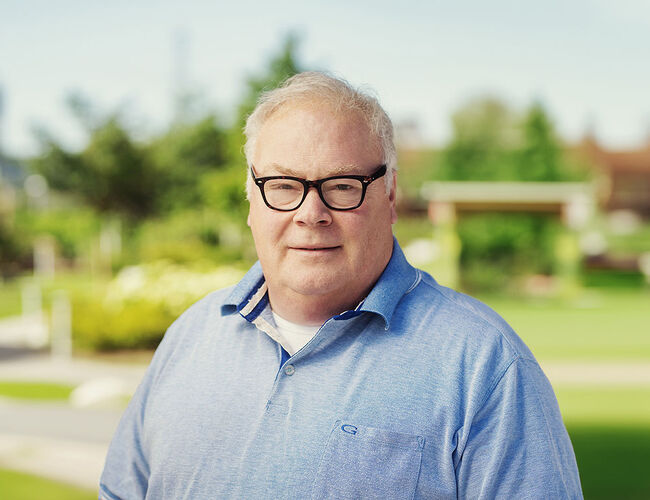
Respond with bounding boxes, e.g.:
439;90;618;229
99;241;582;499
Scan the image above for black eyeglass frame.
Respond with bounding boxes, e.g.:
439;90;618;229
251;164;387;212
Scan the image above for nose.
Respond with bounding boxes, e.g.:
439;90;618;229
293;186;332;226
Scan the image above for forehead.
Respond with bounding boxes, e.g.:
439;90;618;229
253;101;382;176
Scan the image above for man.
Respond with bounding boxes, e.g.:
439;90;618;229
100;72;582;499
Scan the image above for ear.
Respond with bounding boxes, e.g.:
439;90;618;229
389;171;398;224
247;208;252;227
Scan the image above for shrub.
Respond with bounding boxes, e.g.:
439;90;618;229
72;261;245;351
457;213;560;292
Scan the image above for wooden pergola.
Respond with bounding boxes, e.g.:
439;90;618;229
418;181;597;290
421;181;596;228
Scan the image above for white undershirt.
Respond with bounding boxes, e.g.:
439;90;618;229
271;311;321;356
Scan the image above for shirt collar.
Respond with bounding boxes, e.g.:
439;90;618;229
221;238;420;330
356;238;420;329
221;261;267;320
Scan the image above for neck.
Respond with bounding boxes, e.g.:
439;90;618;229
267;287;370;326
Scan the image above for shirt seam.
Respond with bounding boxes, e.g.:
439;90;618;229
521;357;573;497
455;354;520;467
475;354;520;420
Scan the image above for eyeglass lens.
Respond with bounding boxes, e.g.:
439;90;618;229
264;178;364;210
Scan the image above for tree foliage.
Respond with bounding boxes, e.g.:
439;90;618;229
149;115;229;211
32;115;159;217
438;97;519;180
437;97;584;182
516;102;565;181
235;33;303;130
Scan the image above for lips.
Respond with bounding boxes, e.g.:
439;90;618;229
289;245;341;251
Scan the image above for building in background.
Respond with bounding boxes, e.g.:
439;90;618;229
578;136;650;219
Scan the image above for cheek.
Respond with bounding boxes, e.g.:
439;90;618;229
249;207;287;251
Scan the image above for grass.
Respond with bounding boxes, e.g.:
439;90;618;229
556;387;650;426
568;425;650;500
554;375;650;498
606;222;650;256
479;288;650;360
0;468;96;500
0;381;75;401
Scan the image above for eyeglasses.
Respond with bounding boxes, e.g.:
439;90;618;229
251;165;387;211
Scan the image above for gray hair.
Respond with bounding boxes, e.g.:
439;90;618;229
243;71;397;196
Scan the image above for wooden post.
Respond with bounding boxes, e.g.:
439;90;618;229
51;290;72;360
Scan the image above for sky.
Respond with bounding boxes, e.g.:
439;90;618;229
1;0;649;157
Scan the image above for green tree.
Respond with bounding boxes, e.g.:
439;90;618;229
235;33;304;130
33;116;158;218
149;115;229;211
518;102;562;180
227;33;304;164
515;102;587;182
437;97;520;181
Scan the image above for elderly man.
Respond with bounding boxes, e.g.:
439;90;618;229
100;72;582;499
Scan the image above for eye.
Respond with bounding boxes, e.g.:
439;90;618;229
323;180;361;194
267;181;301;191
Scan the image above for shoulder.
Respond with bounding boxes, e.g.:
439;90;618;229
404;271;537;363
144;285;239;368
177;285;235;323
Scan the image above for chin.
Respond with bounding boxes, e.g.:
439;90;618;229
286;273;344;297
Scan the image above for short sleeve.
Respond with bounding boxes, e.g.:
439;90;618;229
456;358;582;499
98;362;155;499
98;314;184;499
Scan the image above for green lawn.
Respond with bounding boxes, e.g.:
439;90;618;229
0;468;96;500
557;387;650;426
480;289;650;360
0;381;75;401
568;424;650;500
556;387;650;498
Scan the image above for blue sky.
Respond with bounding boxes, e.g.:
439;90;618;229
1;0;649;156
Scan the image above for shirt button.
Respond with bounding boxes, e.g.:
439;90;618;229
284;364;295;376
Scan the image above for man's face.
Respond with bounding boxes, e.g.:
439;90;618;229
247;102;397;321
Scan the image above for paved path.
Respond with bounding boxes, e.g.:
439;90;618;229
0;349;147;491
542;360;650;387
0;313;48;349
0;350;147;387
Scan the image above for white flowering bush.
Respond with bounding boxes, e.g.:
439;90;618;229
104;261;245;315
73;261;245;351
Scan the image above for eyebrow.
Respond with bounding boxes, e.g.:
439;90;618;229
263;163;360;178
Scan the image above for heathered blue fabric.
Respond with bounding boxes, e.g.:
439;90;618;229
99;241;582;499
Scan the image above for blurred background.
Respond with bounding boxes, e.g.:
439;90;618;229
1;1;649;498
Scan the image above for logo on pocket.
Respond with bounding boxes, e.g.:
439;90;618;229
341;424;358;435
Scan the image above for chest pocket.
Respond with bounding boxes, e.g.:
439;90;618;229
311;420;424;500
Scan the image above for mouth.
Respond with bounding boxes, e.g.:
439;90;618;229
289;245;341;252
